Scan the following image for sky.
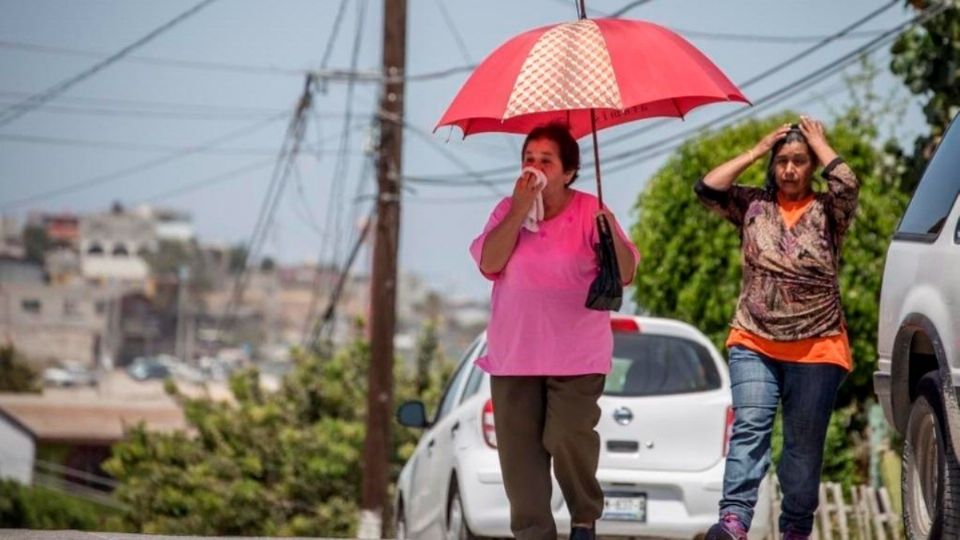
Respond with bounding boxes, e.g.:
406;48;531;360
0;0;928;301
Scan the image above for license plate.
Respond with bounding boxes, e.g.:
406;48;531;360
601;493;647;522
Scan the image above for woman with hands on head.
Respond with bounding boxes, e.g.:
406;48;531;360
469;122;640;540
697;116;859;540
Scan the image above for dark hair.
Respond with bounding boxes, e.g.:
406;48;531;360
522;122;581;185
765;124;816;196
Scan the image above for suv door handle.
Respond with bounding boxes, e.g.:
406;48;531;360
954;217;960;244
451;421;461;437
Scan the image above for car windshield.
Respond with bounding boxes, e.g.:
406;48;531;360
604;333;722;397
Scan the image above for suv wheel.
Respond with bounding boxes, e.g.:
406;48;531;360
902;372;960;538
446;482;479;540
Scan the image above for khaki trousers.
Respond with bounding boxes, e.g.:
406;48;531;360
491;374;605;540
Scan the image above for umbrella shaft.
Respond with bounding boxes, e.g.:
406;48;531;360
589;109;603;209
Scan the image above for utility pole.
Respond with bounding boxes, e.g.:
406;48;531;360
358;0;406;538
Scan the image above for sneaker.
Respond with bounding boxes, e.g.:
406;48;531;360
569;525;596;540
705;513;748;540
781;531;810;540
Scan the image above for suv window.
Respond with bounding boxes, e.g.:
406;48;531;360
896;116;960;241
604;333;721;397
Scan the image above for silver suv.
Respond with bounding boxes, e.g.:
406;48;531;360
874;113;960;537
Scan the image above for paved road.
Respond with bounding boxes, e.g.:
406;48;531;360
0;532;342;540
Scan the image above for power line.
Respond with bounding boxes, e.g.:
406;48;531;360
610;0;655;17
0;0;219;128
382;110;508;196
134;158;276;204
215;77;314;343
0;37;475;84
0;112;286;211
672;27;891;44
305;204;376;348
0;96;350;122
301;0;370;347
433;0;474;65
0;88;297;116
0;38;304;77
0;132;336;156
319;0;351;73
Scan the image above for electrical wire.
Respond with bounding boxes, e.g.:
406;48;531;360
0;112;287;211
0;0;219;128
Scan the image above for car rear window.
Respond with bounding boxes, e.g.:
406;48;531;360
604;333;722;397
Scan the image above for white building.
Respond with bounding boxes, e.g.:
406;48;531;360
134;206;194;243
79;206;156;283
0;407;36;484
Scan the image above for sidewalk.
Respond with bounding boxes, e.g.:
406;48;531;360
0;532;343;540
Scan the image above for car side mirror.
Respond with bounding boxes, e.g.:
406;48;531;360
396;400;430;428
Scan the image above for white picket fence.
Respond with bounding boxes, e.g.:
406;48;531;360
765;480;902;540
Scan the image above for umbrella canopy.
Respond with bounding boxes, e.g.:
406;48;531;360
436;18;749;139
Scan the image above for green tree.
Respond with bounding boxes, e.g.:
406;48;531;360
142;240;214;293
0;345;40;393
415;320;440;395
0;480;124;530
889;0;960;190
228;243;249;275
104;333;447;536
22;225;50;264
630;111;908;407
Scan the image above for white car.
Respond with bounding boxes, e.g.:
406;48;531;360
873;112;960;537
395;315;771;539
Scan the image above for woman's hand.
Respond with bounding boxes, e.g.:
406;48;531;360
750;124;792;161
509;170;542;217
798;115;838;166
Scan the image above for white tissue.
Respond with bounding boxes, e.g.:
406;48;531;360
520;167;548;232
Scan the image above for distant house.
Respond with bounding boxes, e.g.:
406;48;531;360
0;393;186;490
0;280;118;367
0;406;36;484
79;205;156;283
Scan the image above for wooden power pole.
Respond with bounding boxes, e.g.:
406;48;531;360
359;0;406;537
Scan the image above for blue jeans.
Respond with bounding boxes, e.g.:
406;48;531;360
719;346;846;535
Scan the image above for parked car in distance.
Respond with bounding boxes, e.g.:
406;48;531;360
126;356;172;381
42;361;98;387
395;315;771;539
874;111;960;538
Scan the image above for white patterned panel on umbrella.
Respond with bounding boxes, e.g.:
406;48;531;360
504;19;622;119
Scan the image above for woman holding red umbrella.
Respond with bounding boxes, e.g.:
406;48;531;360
697;116;859;540
470;122;639;540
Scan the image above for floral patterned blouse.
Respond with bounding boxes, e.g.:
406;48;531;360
694;158;859;341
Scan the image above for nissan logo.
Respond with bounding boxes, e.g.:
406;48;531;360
612;406;633;425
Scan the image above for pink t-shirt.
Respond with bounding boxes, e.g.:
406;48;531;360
469;190;641;376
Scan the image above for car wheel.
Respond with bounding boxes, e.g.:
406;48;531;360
902;372;960;539
446;482;479;540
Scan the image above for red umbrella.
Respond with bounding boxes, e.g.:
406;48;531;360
436;16;749;205
438;14;748;311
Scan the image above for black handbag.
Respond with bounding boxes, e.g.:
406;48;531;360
585;214;623;311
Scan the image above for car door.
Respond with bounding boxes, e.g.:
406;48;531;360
410;340;478;536
882;115;960;383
